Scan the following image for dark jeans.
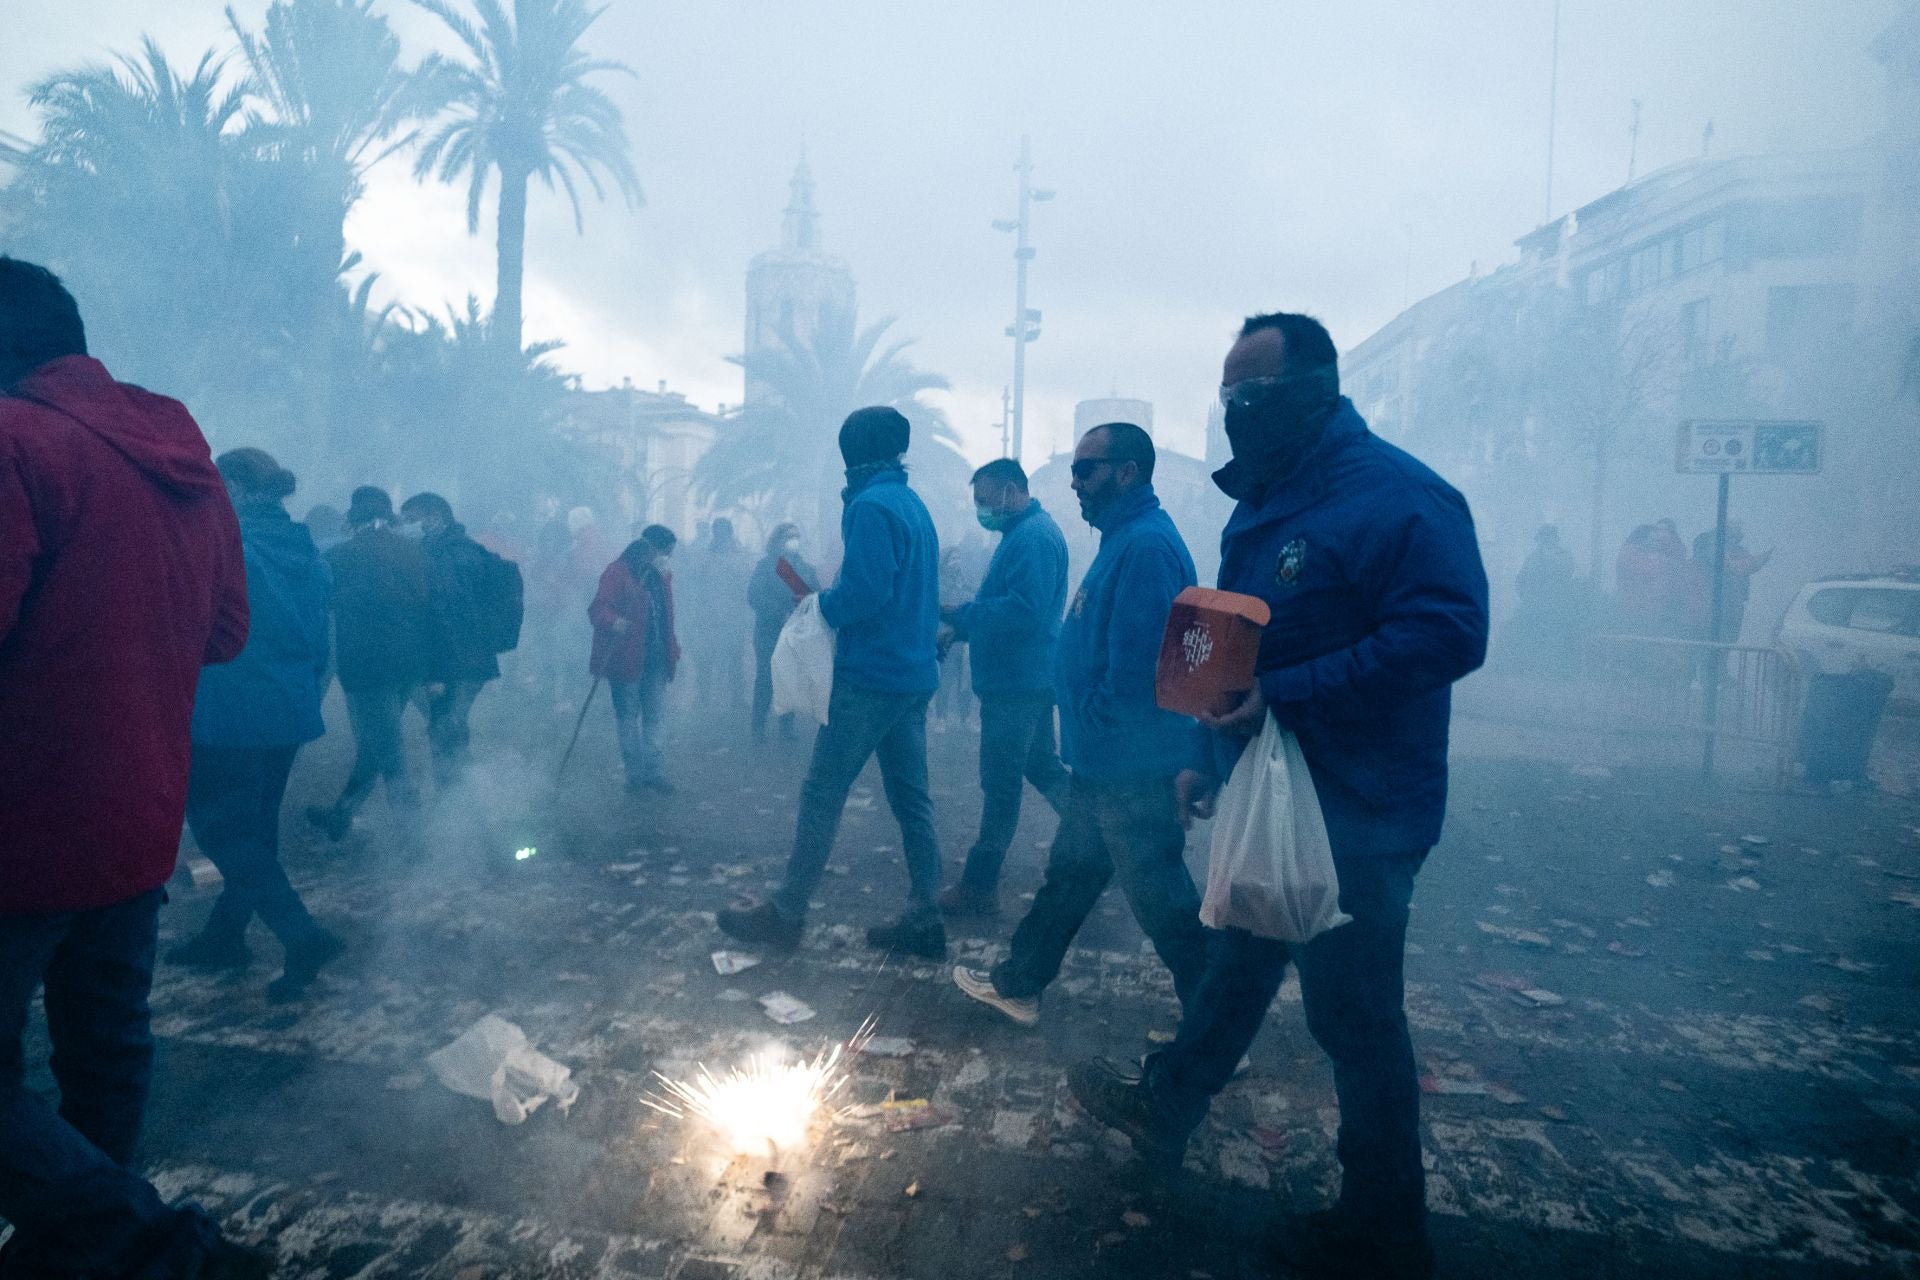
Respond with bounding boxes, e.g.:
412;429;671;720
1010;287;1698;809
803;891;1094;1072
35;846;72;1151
420;680;485;788
751;619;794;740
185;745;322;952
770;681;941;923
1146;846;1429;1230
992;775;1210;1009
0;889;209;1274
959;692;1071;894
334;682;416;816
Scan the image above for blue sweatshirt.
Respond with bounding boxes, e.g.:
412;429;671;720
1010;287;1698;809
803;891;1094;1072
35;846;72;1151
1200;400;1489;853
820;468;941;694
192;503;331;748
1054;485;1197;780
949;499;1068;696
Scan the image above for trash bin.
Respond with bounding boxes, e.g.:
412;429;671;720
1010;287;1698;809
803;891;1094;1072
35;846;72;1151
1798;670;1895;786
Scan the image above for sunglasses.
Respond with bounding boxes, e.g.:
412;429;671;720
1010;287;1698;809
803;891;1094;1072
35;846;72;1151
1218;376;1290;412
1070;458;1115;481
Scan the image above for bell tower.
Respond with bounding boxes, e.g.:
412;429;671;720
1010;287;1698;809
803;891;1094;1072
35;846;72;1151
744;150;857;404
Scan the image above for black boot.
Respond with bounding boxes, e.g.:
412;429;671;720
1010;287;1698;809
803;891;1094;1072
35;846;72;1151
267;929;344;1004
716;900;803;951
865;912;946;960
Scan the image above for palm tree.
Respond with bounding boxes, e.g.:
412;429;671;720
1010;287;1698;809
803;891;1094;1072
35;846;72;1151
696;305;966;546
407;0;642;355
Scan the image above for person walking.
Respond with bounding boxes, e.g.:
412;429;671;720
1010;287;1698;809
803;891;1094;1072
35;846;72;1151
951;424;1208;1026
401;491;508;787
588;525;682;793
0;257;271;1276
304;486;432;841
938;458;1072;916
748;521;819;743
689;516;753;714
171;449;345;1003
1066;314;1489;1280
716;407;946;959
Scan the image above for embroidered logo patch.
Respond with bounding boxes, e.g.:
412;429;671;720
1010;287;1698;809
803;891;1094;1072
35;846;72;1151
1276;539;1307;585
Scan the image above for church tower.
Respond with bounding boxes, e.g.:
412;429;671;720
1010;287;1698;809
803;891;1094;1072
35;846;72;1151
744;151;857;405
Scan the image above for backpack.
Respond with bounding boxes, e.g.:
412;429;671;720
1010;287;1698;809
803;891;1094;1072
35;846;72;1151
472;546;525;654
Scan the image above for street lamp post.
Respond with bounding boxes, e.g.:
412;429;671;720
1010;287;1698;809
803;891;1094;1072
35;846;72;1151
994;135;1052;464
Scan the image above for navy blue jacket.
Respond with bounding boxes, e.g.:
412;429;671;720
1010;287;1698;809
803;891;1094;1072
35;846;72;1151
1055;485;1197;780
1202;400;1488;852
950;499;1068;696
820;468;941;695
192;502;330;748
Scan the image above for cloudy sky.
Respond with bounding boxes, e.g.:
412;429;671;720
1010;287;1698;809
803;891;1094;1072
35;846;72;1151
0;0;1902;463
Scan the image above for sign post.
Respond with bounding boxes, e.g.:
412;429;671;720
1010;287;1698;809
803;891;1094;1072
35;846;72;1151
1674;420;1822;777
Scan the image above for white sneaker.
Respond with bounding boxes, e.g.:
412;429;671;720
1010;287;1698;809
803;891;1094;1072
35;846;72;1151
952;965;1040;1027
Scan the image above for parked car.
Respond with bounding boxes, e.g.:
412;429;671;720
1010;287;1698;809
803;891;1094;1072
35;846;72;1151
1775;569;1920;712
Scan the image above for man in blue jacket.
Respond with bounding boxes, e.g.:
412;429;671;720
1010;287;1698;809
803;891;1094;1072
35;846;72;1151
952;424;1208;1029
719;407;947;958
1069;315;1488;1280
939;458;1071;916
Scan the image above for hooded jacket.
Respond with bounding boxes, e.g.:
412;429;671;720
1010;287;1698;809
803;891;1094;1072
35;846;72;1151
191;502;331;748
1054;485;1197;780
0;355;248;916
948;499;1069;696
1201;399;1489;853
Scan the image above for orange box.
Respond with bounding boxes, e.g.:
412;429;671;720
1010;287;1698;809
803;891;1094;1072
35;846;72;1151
1155;587;1272;719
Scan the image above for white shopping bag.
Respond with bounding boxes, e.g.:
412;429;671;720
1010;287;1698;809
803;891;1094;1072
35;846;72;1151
1201;715;1350;943
426;1014;580;1125
771;593;836;727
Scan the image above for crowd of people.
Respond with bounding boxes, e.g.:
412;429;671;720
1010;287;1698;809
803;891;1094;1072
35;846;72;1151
2;255;1491;1280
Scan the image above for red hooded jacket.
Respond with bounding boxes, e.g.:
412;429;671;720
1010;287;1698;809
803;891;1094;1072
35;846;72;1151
588;554;680;683
0;356;248;915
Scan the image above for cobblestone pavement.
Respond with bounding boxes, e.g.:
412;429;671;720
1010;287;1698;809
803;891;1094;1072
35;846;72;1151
13;688;1920;1278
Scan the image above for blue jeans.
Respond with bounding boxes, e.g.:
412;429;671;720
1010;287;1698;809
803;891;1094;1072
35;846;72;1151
770;681;941;923
610;671;668;786
185;745;323;952
0;889;212;1274
991;774;1210;1008
959;692;1071;894
1146;845;1429;1230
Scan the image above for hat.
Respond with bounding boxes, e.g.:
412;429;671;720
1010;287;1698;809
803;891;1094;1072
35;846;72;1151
839;406;910;468
346;486;393;526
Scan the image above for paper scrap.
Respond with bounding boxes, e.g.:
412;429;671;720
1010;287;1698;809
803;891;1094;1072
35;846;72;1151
759;991;816;1024
712;950;762;976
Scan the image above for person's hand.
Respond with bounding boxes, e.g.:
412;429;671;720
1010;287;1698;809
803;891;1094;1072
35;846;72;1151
1200;684;1268;738
1175;769;1219;830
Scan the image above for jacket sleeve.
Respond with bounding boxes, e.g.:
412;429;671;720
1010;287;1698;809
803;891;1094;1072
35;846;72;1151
0;452;38;646
203;495;251;665
951;527;1058;645
587;563;624;631
819;503;900;631
1076;543;1184;738
1260;487;1489;723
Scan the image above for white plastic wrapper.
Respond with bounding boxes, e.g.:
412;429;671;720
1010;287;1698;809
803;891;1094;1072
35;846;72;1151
426;1014;580;1125
771;594;836;727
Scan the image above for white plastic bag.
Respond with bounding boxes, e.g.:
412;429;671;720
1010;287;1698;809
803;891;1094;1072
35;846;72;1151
1201;715;1350;943
771;593;835;727
426;1014;580;1125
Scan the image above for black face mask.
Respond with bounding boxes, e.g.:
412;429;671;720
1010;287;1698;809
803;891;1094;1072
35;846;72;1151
1221;367;1339;482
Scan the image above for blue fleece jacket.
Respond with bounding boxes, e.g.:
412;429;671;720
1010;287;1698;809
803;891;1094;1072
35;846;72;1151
192;503;331;747
949;499;1068;696
1199;399;1489;852
819;468;941;694
1055;485;1197;780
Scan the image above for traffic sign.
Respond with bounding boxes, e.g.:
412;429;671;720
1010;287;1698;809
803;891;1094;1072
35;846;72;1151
1676;419;1823;475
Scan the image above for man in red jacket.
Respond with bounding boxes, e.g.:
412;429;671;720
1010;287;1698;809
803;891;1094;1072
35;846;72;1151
588;525;681;793
0;259;268;1276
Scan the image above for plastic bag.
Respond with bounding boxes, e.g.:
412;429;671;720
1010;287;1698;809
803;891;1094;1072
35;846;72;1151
771;593;835;727
426;1014;580;1125
1200;714;1350;943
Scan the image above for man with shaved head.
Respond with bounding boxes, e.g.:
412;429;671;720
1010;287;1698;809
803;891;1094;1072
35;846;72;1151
1069;313;1489;1280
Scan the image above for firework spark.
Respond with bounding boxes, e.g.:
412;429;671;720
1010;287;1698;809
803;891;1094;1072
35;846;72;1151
642;1020;874;1156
